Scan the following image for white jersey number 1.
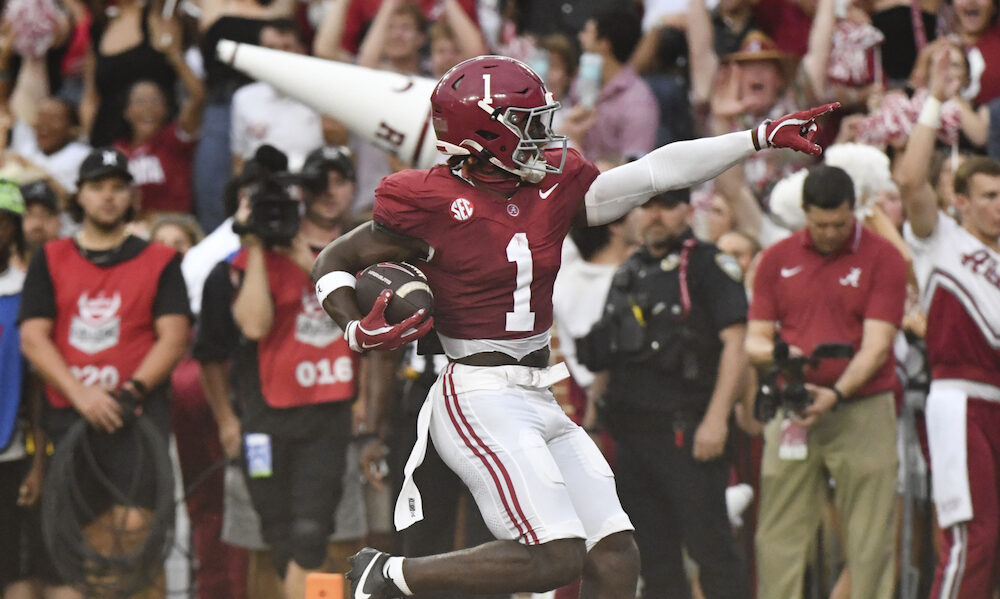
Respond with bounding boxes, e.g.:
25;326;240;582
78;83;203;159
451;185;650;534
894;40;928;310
505;233;535;331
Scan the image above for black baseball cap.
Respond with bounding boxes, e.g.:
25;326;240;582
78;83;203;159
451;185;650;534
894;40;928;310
302;145;356;182
20;180;59;212
77;148;133;186
644;188;691;208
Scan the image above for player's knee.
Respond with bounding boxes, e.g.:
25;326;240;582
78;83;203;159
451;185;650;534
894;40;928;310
290;518;329;570
531;538;586;590
584;531;640;584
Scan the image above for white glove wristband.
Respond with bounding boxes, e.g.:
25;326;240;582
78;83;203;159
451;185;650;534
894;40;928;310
315;270;356;306
345;320;362;352
918;96;943;130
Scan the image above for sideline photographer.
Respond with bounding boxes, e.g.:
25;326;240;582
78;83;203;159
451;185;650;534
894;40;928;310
222;146;385;599
745;165;907;599
576;189;751;599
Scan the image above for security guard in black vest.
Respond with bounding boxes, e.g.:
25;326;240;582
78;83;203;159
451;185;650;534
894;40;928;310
576;188;751;599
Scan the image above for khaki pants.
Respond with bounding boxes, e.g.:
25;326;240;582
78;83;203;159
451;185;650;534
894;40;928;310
756;392;898;599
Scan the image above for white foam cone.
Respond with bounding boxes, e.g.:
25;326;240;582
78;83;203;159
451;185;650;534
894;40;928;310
217;40;440;168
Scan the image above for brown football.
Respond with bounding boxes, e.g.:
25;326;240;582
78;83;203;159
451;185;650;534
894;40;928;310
355;262;434;324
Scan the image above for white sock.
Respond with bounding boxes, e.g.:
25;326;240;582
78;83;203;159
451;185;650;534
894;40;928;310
384;556;413;596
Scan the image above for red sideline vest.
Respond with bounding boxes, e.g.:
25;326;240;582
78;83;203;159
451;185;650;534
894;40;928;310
45;238;176;409
232;249;358;408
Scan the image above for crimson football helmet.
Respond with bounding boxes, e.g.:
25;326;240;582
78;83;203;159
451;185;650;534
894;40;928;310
431;55;568;184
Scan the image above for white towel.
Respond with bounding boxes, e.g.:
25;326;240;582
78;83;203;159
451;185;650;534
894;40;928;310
926;383;972;528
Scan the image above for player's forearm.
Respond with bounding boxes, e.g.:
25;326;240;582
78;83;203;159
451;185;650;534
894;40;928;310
313;222;424;329
313;240;369;330
585;130;756;224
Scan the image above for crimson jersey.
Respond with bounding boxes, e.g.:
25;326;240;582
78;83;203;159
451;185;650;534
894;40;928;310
44;238;177;408
373;148;599;340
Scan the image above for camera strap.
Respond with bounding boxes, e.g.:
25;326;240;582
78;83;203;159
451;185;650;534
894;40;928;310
677;238;698;319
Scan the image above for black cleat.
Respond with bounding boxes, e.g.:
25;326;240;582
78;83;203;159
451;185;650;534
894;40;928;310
347;547;404;599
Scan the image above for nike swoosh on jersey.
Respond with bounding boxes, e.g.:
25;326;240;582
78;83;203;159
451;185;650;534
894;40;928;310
361;341;382;350
538;183;559;199
780;266;803;278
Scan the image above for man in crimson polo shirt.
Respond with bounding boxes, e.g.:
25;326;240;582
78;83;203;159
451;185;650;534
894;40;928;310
745;165;906;599
17;148;190;593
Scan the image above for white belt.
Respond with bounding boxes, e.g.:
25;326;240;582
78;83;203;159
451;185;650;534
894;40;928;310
393;362;570;531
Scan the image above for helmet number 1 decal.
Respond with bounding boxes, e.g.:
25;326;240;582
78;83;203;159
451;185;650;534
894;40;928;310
478;74;494;113
505;232;535;331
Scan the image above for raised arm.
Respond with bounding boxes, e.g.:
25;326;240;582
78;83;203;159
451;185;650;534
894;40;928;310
150;14;205;136
893;50;956;238
800;0;836;101
686;0;719;106
584;103;840;224
313;0;353;61
357;0;399;69
80;48;98;138
439;0;486;61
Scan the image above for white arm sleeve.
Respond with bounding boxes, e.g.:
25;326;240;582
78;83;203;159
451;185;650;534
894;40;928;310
584;130;757;225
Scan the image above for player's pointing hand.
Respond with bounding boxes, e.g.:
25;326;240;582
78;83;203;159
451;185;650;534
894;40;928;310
752;102;841;156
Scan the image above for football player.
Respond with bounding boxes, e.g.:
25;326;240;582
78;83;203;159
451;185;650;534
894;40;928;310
312;55;837;599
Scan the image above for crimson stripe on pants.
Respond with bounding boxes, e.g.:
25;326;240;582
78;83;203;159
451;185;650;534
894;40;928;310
442;365;539;544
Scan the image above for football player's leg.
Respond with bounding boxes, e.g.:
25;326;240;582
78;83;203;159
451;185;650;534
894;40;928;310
546;422;638;599
396;378;587;594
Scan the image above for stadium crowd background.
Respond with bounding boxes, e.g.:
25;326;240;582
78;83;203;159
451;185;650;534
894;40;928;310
0;0;997;597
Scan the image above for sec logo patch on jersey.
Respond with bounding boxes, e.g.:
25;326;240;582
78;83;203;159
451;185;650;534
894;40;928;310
451;198;474;221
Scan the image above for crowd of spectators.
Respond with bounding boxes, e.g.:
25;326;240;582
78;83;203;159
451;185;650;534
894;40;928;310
1;0;999;598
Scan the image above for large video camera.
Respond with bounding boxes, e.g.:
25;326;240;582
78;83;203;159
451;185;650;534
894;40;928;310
232;176;301;247
754;340;854;422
